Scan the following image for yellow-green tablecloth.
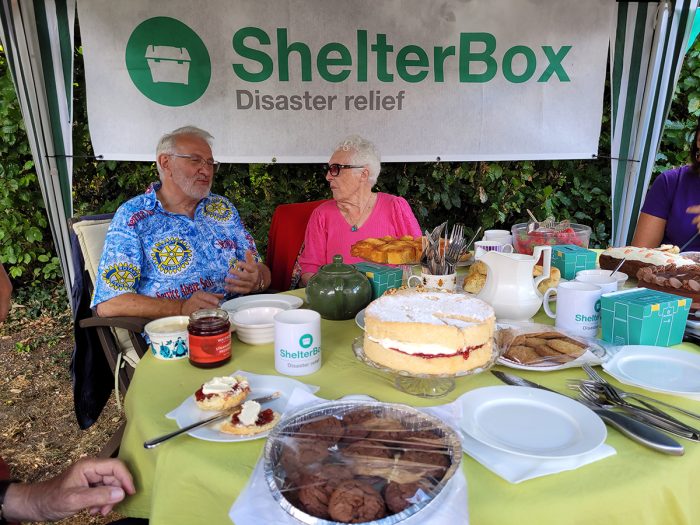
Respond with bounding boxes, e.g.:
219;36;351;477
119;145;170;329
117;290;700;525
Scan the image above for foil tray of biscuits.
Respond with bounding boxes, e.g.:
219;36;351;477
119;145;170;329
263;400;462;524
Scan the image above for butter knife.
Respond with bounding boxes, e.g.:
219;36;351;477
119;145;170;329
144;391;281;449
491;371;684;456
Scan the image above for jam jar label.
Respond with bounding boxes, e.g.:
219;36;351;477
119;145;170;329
189;332;232;364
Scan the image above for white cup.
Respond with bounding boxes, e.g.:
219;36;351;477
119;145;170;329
407;272;457;291
483;229;513;245
474;240;514;260
574;272;618;294
273;309;322;376
542;282;602;338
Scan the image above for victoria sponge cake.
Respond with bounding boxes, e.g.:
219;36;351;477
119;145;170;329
363;288;496;375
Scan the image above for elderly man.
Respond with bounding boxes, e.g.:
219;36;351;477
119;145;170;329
92;126;270;318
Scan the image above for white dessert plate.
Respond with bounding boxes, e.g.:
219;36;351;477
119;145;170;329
602;346;700;397
221;294;303;314
166;372;317;442
458;385;606;458
355;308;366;330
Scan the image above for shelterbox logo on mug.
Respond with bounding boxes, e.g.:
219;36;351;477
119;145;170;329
274;310;322;376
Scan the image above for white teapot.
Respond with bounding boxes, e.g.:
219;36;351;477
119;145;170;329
476;245;552;321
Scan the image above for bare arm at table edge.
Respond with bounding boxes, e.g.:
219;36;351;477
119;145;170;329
95;289;223;319
631;212;666;248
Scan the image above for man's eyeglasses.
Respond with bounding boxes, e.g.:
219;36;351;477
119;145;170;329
324;163;365;177
169;153;221;173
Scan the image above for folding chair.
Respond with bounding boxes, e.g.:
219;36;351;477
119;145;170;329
70;214;149;457
266;200;329;291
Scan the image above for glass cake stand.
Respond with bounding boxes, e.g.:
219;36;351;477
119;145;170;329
352;336;499;398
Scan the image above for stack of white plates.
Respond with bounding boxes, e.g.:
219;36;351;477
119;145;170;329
230;307;282;345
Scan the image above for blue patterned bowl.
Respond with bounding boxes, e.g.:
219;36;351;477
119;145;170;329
144;315;190;360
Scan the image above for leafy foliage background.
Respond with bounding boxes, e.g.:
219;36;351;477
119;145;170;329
1;40;700;287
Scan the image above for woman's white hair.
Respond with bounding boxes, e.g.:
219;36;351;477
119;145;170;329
155;126;214;179
335;134;381;185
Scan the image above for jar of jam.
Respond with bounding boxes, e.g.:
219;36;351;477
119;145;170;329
188;309;231;368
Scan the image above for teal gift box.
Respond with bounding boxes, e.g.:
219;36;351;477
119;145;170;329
600;288;691;346
551;244;597;280
353;263;403;299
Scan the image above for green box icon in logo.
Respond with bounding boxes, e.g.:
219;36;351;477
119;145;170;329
600;288;691;346
126;17;211;106
353;263;403;299
551;244;597;280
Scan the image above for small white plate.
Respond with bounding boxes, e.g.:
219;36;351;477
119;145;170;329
221;295;303;315
603;346;700;397
459;385;606;458
355;308;366;330
166;372;317;442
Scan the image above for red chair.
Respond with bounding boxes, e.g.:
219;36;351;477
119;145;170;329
267;200;329;291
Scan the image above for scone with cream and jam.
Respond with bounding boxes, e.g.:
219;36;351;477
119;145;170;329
194;375;250;411
363;288;496;375
220;400;280;435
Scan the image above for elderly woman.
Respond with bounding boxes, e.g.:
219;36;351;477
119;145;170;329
298;135;421;286
632;117;700;251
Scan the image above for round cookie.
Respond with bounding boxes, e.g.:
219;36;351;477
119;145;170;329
340;408;375;443
299;415;345;445
384;480;433;514
400;449;450;481
328;480;386;523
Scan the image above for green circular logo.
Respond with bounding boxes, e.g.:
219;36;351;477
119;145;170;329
299;334;313;349
125;17;210;107
594;300;601;313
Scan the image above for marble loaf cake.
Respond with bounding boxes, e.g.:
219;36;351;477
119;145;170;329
363;288;496;375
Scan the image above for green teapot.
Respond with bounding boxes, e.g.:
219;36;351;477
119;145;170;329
306;255;372;320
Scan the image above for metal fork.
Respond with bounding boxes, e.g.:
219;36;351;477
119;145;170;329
573;382;700;440
579;366;700;421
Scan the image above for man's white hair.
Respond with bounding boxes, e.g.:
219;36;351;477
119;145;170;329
335;134;381;185
155;126;214;179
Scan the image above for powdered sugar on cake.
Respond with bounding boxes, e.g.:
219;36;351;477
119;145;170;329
366;290;493;324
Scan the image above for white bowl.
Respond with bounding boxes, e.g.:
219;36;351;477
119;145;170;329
576;269;628;289
144;315;190;360
231;307;283;345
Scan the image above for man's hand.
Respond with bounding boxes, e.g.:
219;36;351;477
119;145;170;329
3;457;136;522
225;250;262;295
180;290;224;315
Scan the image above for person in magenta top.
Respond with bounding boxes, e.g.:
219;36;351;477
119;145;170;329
298;135;421;286
632;117;700;251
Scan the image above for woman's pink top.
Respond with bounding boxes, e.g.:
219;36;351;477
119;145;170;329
298;192;422;275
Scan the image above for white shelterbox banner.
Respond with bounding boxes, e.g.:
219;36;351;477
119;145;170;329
77;0;613;162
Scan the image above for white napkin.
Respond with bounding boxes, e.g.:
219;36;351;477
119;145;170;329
441;393;616;484
229;388;470;525
166;370;320;420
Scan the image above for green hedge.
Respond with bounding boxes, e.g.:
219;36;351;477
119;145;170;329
2;41;700;285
